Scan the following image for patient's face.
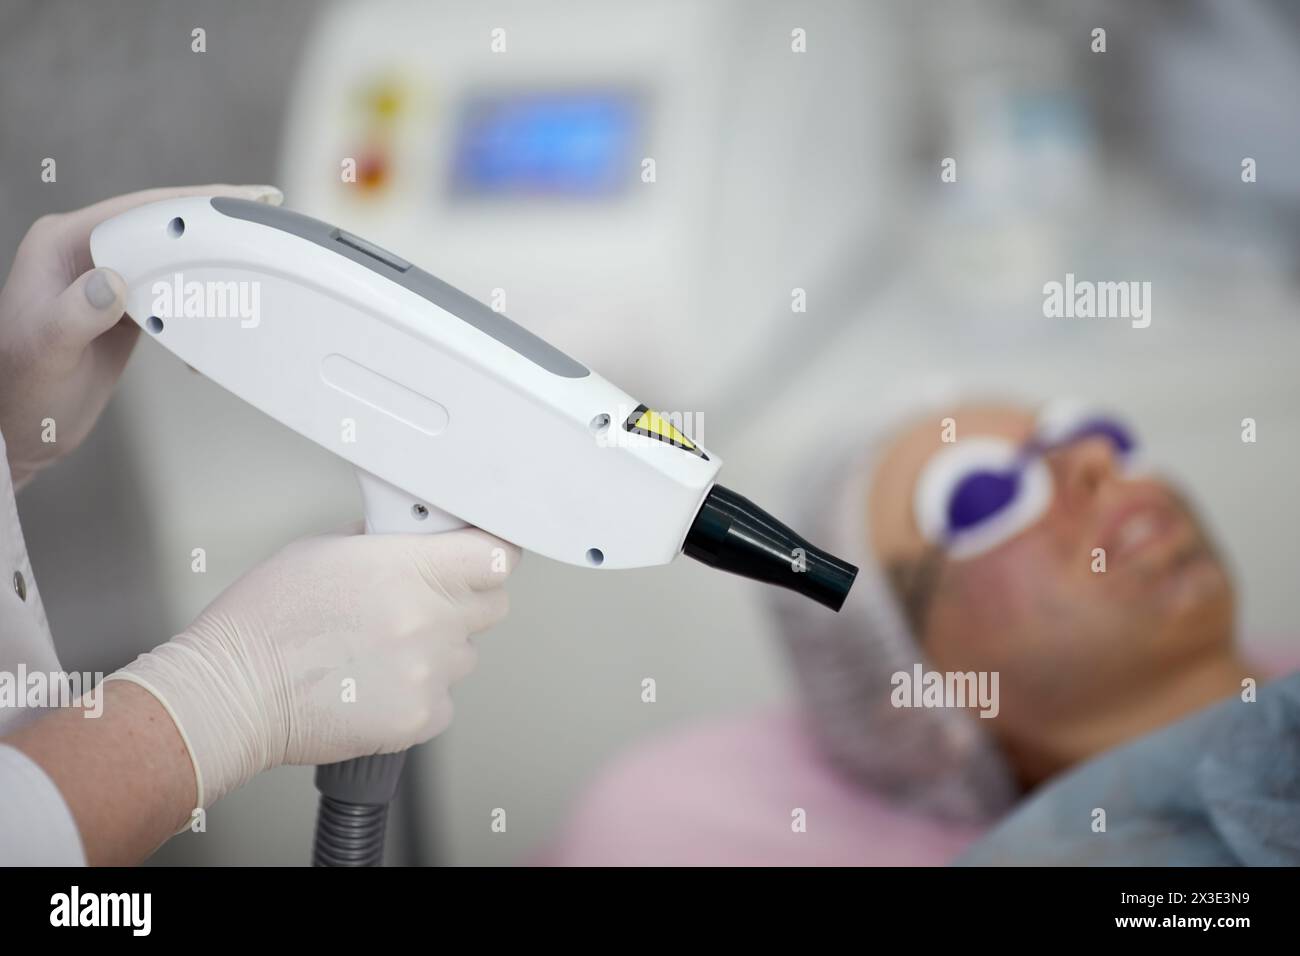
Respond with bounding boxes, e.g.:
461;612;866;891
869;403;1234;739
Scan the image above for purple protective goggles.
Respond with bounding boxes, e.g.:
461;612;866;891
914;406;1137;559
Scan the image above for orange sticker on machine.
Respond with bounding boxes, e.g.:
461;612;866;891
623;404;708;460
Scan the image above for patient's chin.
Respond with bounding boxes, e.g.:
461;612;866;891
1158;550;1231;628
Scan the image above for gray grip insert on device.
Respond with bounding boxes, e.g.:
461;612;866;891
210;196;589;379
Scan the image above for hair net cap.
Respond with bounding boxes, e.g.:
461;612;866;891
767;394;1020;825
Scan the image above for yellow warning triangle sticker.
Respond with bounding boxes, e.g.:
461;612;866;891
634;408;694;447
623;404;708;459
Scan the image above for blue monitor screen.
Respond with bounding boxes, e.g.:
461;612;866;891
449;91;643;198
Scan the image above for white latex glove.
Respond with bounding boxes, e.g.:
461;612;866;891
107;526;518;808
0;183;283;489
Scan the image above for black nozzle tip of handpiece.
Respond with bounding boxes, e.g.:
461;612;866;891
682;484;858;612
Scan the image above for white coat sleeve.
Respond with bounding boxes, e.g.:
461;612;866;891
1;427;86;865
0;743;86;865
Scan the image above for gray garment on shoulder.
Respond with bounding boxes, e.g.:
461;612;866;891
957;670;1300;866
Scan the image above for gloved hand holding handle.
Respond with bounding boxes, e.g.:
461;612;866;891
108;525;517;810
309;488;471;866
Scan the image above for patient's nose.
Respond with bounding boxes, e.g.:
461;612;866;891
1051;436;1120;508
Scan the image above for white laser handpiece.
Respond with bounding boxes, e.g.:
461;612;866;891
91;197;856;865
92;196;719;563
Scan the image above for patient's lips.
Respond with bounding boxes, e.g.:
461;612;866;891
1099;496;1180;565
1115;512;1162;556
